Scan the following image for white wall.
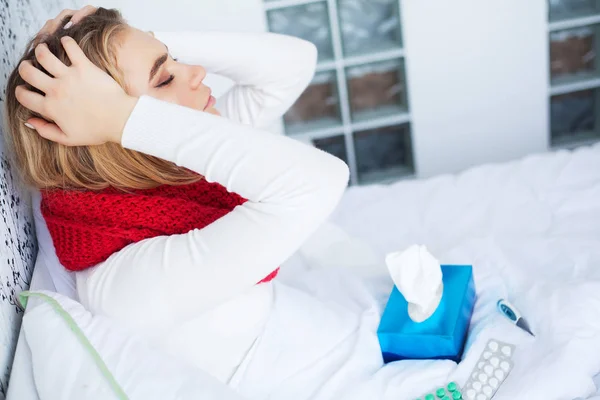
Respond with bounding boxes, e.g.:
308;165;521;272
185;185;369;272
402;0;550;177
93;0;266;32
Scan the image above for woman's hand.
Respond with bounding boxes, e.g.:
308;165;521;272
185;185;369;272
16;36;137;146
35;5;97;40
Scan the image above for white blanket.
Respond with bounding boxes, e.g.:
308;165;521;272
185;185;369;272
15;144;600;400
229;143;600;400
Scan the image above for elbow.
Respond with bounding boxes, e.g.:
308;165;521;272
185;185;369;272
312;154;350;212
288;35;317;66
331;156;350;191
292;38;318;87
275;152;348;225
265;35;318;106
329;157;350;201
304;41;318;79
302;40;318;71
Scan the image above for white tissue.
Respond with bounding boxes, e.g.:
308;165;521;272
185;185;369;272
385;245;444;323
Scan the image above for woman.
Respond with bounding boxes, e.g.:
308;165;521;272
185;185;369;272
6;6;355;397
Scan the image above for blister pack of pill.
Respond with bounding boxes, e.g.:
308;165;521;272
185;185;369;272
462;339;515;400
415;381;462;400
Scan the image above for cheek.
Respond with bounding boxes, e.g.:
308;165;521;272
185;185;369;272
161;82;206;111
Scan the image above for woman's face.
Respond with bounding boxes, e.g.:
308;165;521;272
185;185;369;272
115;27;219;115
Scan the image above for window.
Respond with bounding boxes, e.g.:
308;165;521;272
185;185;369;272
353;124;412;184
548;0;600;147
549;0;600;21
264;0;414;184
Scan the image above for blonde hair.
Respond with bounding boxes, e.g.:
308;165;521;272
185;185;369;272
3;7;201;191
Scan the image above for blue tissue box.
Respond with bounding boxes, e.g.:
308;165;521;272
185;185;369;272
377;265;476;363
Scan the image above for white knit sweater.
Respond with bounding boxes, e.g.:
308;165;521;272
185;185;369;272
75;31;349;382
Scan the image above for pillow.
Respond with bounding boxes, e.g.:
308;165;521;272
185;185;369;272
31;190;77;299
20;290;246;400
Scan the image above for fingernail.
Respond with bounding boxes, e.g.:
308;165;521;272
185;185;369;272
24;122;35;130
64;21;73;29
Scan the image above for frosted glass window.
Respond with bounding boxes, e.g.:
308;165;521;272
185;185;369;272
347;59;408;122
353;124;413;183
264;0;413;184
267;3;334;61
550;89;599;145
550;25;598;84
549;0;600;21
338;0;402;56
285;71;342;135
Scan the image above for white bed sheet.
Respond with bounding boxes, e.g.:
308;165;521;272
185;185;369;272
7;143;600;399
325;143;600;399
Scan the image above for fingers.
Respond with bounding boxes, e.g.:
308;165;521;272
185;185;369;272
14;85;46;115
18;60;54;93
35;43;68;77
70;5;97;25
40;9;75;36
37;5;96;37
25;118;70;146
60;36;89;66
37;20;54;38
34;5;97;50
55;9;76;26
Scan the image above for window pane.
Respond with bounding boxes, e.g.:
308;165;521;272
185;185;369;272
550;26;597;84
338;0;402;57
550;89;598;145
267;3;334;62
549;0;600;21
353;124;413;183
347;59;408;122
313;135;348;164
284;71;342;135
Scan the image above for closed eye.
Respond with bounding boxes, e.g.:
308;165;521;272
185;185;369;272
156;74;174;88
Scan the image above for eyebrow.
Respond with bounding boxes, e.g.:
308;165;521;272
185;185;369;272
148;53;168;83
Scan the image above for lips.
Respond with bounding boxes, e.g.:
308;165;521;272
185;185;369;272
203;87;216;111
204;95;216;110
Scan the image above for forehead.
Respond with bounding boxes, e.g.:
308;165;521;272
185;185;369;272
115;27;166;95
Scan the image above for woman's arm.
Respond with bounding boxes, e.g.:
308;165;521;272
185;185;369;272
17;36;344;327
77;95;349;326
153;31;317;128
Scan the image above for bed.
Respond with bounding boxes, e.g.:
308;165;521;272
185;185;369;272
2;0;600;397
6;141;600;399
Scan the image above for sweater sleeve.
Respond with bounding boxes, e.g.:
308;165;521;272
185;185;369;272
153;31;317;128
76;96;349;325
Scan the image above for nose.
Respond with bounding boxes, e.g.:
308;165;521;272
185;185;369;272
189;65;207;90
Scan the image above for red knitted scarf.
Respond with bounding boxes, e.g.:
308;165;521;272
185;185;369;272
41;179;279;283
